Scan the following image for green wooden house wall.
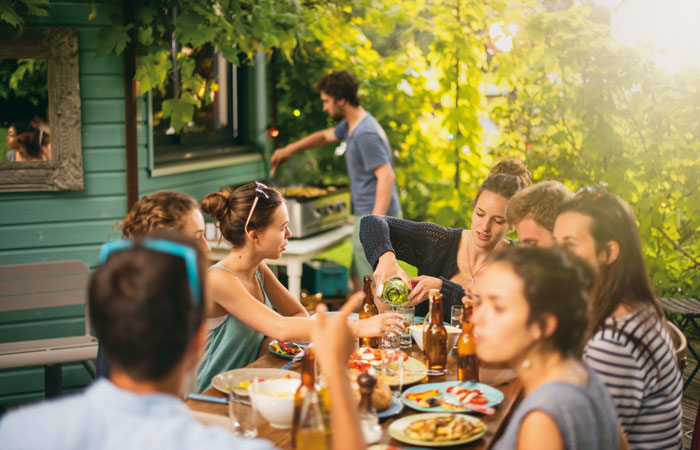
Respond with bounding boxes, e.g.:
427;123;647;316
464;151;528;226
0;1;268;405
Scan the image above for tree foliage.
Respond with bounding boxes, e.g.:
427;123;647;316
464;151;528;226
0;0;50;29
7;1;697;298
272;1;699;299
92;0;351;133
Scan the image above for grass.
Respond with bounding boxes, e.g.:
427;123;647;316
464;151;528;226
0;127;8;162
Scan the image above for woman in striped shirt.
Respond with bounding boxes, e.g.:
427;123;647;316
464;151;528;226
553;188;683;449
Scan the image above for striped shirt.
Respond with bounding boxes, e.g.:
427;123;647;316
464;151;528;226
583;308;683;449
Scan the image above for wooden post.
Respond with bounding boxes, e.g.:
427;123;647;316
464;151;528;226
123;0;138;212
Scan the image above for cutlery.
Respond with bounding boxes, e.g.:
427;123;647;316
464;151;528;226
384;367;443;377
281;352;304;370
187;393;228;404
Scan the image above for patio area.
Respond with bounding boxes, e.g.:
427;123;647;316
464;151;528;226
682;336;700;449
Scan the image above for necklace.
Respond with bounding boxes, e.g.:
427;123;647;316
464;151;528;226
465;231;488;284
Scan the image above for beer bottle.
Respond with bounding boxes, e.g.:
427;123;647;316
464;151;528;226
359;276;379;348
424;289;447;374
293;347;324;449
457;302;479;381
294;391;327;450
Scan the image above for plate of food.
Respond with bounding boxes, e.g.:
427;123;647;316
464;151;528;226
388;412;486;446
377;396;404;419
402;381;504;413
347;347;428;387
211;368;300;396
268;340;306;359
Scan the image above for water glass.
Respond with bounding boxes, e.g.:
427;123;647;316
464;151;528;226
229;390;257;438
381;328;401;350
392;304;415;349
451;305;463;329
380;348;404;398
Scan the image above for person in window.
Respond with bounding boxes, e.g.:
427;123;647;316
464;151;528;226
5;122;30;162
5;123;50;162
0;234;365;450
197;182;403;392
270;70;402;291
505;180;574;248
553;188;683;449
95;191;210;380
360;158;530;319
474;246;627;450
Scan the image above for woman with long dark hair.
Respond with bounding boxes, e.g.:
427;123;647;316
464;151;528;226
473;247;625;450
553;188;682;449
198;182;403;391
360;158;531;318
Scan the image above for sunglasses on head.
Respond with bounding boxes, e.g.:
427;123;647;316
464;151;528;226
244;181;270;236
575;185;609;202
99;238;202;306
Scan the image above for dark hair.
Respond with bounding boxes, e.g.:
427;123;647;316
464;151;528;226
492;247;592;356
489;157;532;187
558;188;663;336
316;71;360;106
89;233;206;381
474;158;530;206
9;122;31;136
16;127;46;158
121;191;199;238
201;182;284;248
506;180;574;231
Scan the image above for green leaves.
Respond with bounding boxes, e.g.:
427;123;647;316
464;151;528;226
90;0;349;132
161;96;198;132
0;0;49;28
97;24;133;56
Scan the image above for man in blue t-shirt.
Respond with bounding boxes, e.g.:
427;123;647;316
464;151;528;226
271;71;401;289
0;237;366;450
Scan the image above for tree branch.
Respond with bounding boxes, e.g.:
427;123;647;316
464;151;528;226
654;226;700;269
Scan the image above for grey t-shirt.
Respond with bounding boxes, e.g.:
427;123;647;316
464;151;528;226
494;367;619;450
335;113;401;216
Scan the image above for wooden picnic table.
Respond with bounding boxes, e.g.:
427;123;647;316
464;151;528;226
187;343;522;449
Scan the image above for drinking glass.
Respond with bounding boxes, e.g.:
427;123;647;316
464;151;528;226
451;305;464;329
392;304;415;349
229;390;257;438
381;326;401;350
380;348;404;398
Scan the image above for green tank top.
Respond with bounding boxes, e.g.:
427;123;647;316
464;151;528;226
196;265;271;392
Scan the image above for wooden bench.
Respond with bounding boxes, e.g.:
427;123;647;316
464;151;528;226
0;260;98;398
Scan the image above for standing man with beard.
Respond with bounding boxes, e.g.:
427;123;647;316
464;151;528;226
271;70;401;291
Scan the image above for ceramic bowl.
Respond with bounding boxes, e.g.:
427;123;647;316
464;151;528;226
248;378;301;429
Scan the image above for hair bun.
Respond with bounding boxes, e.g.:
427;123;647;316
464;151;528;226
200;191;232;223
489;157;532;188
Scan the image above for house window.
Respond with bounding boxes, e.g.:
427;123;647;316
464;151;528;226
150;43;257;172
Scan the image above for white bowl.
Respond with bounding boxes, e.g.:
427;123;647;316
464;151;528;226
249;378;301;429
409;324;461;351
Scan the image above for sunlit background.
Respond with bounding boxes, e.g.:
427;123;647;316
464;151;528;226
598;0;700;73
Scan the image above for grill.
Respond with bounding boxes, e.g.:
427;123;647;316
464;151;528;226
283;185;351;238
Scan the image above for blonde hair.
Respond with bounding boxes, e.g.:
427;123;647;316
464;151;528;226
120;191;198;238
506;181;574;231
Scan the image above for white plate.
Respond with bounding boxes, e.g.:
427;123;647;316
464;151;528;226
211;368;300;397
388;412;486;447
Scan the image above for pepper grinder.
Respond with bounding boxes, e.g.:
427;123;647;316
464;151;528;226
357;370;382;444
